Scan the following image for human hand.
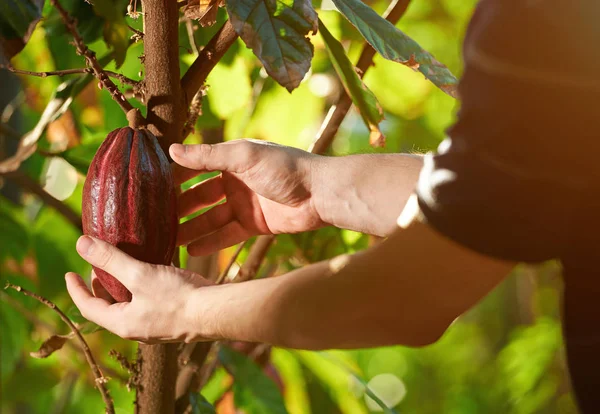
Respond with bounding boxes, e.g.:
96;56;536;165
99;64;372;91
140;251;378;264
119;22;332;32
170;139;326;256
65;236;214;344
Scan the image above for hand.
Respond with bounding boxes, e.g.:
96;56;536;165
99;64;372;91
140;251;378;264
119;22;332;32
170;139;325;256
65;236;213;344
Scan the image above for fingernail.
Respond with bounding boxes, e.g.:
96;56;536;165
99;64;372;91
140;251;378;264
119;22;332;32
170;144;186;157
76;236;95;256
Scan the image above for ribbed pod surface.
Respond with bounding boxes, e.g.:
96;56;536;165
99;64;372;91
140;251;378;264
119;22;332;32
82;127;177;302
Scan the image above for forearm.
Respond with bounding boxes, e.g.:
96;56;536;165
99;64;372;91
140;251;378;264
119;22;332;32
189;256;437;349
312;153;423;236
190;221;514;349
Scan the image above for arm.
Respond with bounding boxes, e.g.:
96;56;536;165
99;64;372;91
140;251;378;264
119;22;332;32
189;206;514;349
170;140;422;257
312;153;423;236
65;199;515;348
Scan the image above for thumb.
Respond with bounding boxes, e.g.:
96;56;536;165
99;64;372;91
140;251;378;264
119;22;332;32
169;140;254;175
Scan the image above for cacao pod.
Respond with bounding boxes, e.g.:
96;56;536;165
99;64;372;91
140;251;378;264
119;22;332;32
82;127;177;302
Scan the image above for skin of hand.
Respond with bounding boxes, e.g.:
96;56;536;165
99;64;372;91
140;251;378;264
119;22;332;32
66;236;215;344
171;139;424;256
66;140;514;347
170;139;326;256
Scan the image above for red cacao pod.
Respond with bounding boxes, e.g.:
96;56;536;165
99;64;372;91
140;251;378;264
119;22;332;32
82;127;177;302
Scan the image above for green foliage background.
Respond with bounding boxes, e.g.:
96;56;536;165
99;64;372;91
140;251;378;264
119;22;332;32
0;0;578;413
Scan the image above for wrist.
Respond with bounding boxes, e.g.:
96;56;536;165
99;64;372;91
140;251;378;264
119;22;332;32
184;281;281;344
306;154;342;228
183;285;225;343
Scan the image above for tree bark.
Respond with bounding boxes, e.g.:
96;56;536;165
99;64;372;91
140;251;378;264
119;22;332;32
136;0;185;413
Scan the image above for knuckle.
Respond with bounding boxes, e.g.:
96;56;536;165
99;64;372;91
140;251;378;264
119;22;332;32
94;244;114;269
196;144;213;160
238;139;255;156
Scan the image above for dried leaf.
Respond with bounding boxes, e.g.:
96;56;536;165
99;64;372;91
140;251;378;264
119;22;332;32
185;0;224;27
30;333;73;359
369;126;385;148
226;0;318;92
401;53;420;71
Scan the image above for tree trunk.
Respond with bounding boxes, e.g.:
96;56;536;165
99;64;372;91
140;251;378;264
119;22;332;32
136;0;185;412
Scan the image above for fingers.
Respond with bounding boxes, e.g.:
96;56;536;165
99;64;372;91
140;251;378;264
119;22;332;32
178;175;226;218
65;272;125;329
187;221;250;256
75;236;147;291
169;140;254;175
172;164;206;186
177;203;233;246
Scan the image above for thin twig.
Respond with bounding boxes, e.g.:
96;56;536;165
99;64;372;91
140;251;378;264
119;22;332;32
0;64;92;77
1;91;25;123
215;241;247;284
4;283;114;414
238;0;413;279
181;20;238;106
50;0;135;115
0;290;128;384
127;24;144;39
185;19;200;55
104;71;140;86
3;170;83;232
0;64;140;87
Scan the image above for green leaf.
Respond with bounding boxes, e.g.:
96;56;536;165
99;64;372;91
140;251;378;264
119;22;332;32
226;0;318;92
43;0;105;45
319;19;385;147
92;0;131;68
190;393;217;414
218;346;288;414
330;0;458;98
0;204;30;263
0;294;31;382
0;0;44;61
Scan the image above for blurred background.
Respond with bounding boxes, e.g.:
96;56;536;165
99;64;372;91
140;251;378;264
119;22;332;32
0;0;578;412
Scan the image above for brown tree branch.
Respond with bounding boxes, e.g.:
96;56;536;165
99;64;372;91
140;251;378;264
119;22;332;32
238;0;413;280
3;170;82;232
174;342;214;413
234;236;275;282
181;20;238;107
136;0;185;412
4;283;114;414
49;0;135;115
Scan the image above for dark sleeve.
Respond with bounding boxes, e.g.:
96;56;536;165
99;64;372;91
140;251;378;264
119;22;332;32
415;0;600;263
